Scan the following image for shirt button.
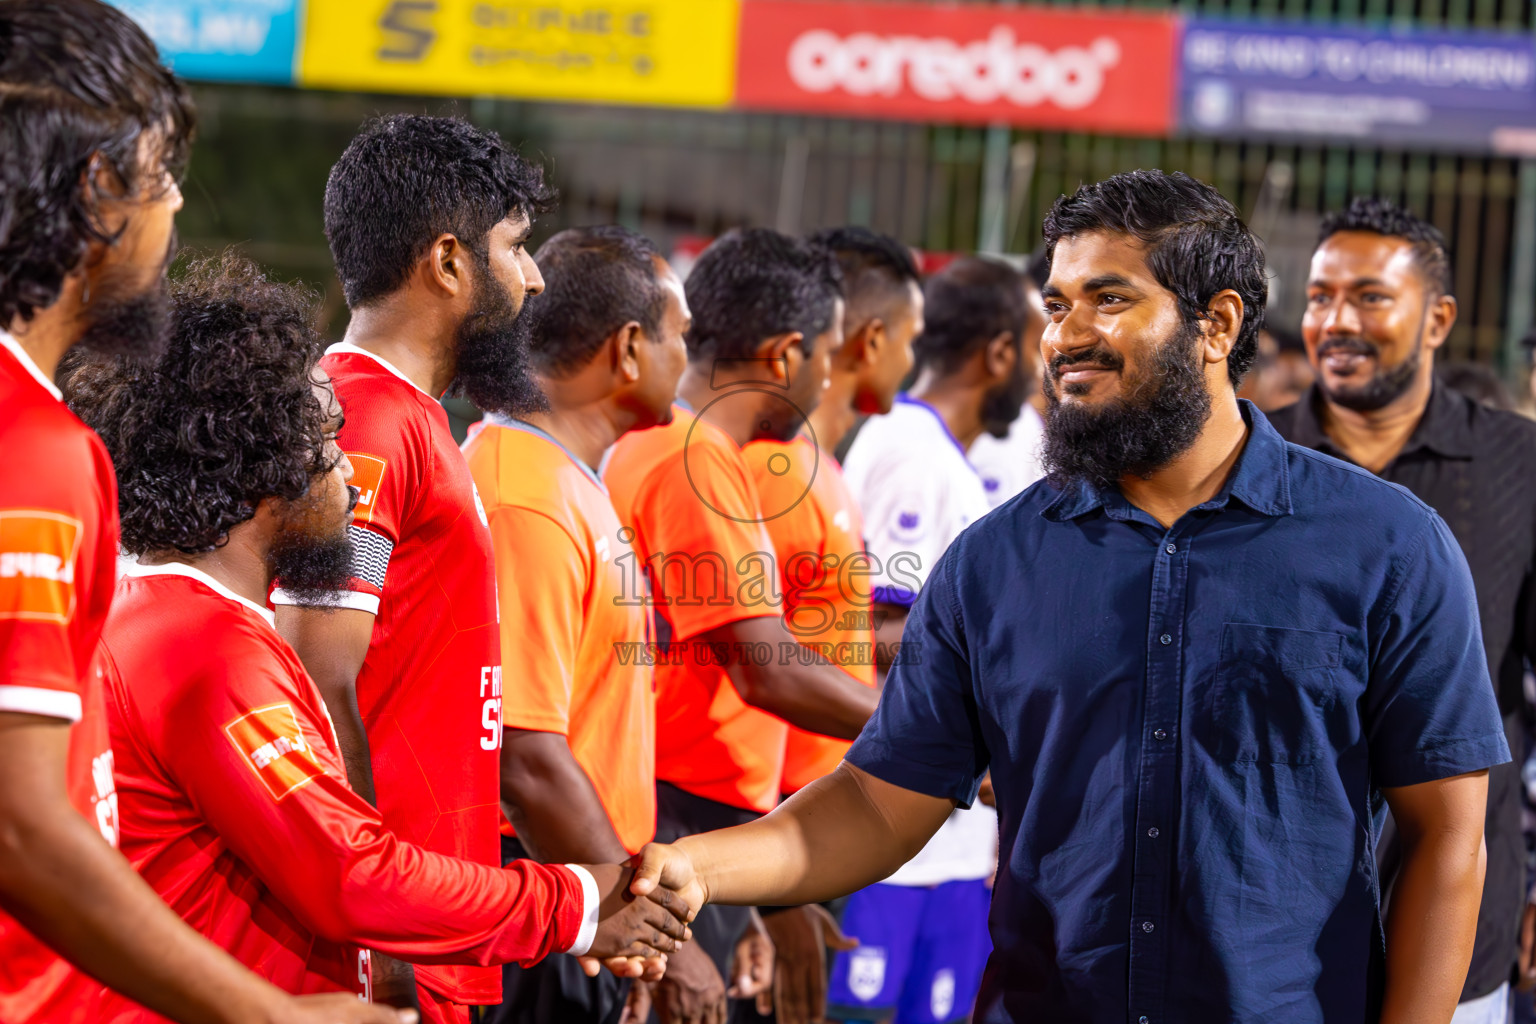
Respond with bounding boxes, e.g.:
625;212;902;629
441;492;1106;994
1142;921;1155;933
1140;1017;1150;1024
1165;543;1177;554
1153;728;1168;740
1159;633;1172;645
1147;827;1160;838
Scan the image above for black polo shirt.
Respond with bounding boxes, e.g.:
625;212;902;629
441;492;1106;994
1270;382;1536;1000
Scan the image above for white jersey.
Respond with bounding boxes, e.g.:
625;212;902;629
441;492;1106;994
843;394;997;886
968;403;1047;509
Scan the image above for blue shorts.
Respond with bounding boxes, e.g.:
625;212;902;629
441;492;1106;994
828;879;992;1024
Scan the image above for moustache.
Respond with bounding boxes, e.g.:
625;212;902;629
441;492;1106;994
346;485;361;513
1316;336;1379;359
1047;346;1125;378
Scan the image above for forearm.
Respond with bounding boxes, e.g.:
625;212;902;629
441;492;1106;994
0;805;286;1024
677;765;945;907
502;730;630;864
736;660;877;739
326;851;585;967
1380;830;1487;1023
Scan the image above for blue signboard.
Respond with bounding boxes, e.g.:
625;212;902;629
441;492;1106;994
1179;19;1536;154
109;0;298;85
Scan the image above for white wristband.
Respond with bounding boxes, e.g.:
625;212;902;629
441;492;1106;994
563;864;600;956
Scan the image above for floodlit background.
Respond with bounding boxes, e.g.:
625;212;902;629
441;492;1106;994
117;0;1536;401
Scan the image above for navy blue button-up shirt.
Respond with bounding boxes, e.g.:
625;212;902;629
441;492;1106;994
847;402;1509;1024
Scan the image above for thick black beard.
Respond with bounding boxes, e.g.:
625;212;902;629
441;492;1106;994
1040;320;1212;492
980;359;1031;439
447;258;548;417
268;523;355;607
73;276;171;362
1315;335;1422;412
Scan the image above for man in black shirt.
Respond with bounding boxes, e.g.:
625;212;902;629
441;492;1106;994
1271;197;1536;1019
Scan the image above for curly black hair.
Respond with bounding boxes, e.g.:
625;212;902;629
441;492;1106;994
1043;169;1268;386
65;252;333;555
324;114;557;308
0;0;196;324
530;225;667;379
684;228;843;361
1319;196;1452;298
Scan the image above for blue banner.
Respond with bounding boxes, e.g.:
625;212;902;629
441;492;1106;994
109;0;298;85
1179;19;1536;153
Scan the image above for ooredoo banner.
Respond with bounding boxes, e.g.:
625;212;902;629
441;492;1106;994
734;0;1179;135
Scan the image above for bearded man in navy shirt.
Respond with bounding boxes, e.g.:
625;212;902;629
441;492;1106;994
627;170;1508;1024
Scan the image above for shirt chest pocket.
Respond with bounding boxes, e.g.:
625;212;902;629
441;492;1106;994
1199;623;1347;765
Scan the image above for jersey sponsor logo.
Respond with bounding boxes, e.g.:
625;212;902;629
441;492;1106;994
479;665;503;751
847;946;887;1002
0;509;83;623
224;702;328;800
91;748;119;847
344;453;388;527
471;483;490;528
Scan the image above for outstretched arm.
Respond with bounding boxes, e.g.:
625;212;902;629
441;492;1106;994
633;762;953;911
0;713;411;1024
1379;770;1489;1024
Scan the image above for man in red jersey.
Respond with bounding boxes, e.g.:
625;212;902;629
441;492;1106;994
467;226;736;1024
0;3;408;1022
604;229;878;1024
59;253;692;1021
274;114;566;1022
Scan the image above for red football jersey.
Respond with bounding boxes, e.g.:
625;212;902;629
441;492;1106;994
0;332;121;1023
60;564;588;1022
271;343;504;1005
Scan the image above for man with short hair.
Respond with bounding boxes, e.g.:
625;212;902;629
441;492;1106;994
832;256;1029;1024
0;3;405;1022
604;228;881;1023
274;114;563;1023
630;170;1508;1023
60;252;691;1021
465;225;727;1024
1270;196;1536;1023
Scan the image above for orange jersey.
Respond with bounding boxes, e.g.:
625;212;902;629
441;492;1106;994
60;565;586;1022
744;437;876;794
271;344;503;1005
464;419;656;854
604;405;784;814
0;333;120;1022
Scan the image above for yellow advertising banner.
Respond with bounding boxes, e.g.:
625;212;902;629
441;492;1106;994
298;0;739;107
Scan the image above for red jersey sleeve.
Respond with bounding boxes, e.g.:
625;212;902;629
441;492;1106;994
108;634;586;966
0;420;111;720
633;440;779;642
489;507;584;736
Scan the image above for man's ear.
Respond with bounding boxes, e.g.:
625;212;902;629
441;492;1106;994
1202;289;1244;365
424;233;468;298
845;319;882;369
982;331;1017;380
760;332;804;382
612;321;645;385
1424;294;1458;353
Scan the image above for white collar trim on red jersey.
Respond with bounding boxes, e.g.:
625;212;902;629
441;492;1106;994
123;560;278;628
0;329;63;401
324;341;435;399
